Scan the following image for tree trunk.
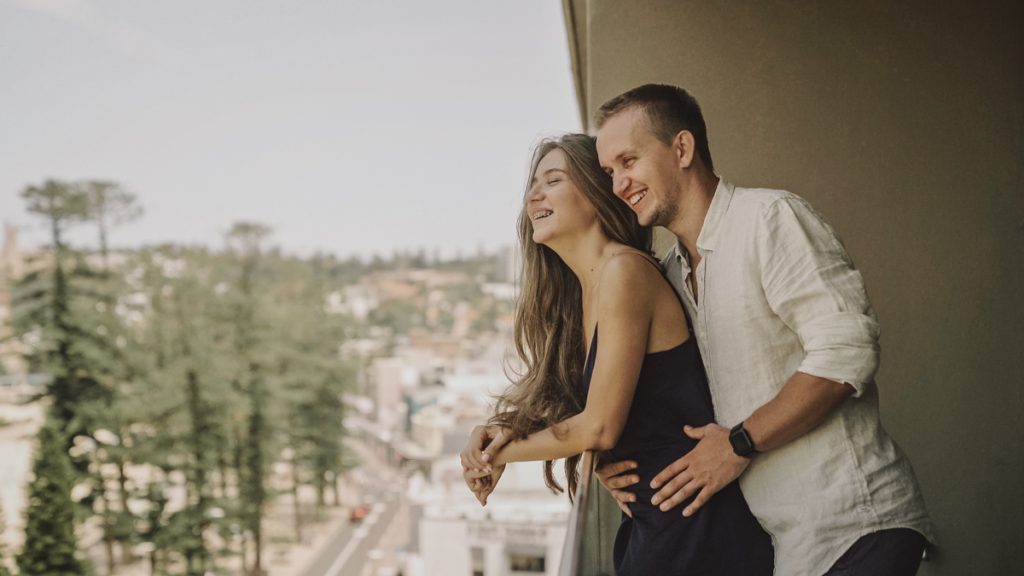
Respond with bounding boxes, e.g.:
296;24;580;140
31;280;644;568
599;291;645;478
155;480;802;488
217;441;229;499
117;457;132;565
316;475;325;522
291;452;303;542
104;516;116;576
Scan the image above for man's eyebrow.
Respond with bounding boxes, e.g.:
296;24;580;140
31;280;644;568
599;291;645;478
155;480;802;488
614;147;637;162
600;148;634;172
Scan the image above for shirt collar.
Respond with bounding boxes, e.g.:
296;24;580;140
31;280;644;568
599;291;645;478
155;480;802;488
664;177;734;266
695;177;734;253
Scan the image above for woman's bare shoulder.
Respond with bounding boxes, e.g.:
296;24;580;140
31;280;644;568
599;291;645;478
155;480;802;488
597;247;663;308
600;246;689;337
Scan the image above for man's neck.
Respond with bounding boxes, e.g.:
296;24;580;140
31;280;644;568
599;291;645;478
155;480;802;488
666;173;719;264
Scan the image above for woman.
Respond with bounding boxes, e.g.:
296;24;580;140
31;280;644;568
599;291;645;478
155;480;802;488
460;134;773;575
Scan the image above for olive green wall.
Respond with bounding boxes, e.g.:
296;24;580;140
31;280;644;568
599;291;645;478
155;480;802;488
566;1;1023;573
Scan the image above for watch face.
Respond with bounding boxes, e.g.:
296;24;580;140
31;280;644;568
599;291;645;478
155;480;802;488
730;425;755;457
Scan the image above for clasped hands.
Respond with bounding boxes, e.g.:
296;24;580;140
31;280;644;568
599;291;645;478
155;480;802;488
460;424;510;506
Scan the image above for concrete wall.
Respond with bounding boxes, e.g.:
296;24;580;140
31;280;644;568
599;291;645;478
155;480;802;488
566;1;1023;573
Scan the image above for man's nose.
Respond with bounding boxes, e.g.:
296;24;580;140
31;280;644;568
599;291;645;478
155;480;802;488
613;174;632;198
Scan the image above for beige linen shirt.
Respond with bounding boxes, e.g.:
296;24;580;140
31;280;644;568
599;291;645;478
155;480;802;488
663;179;935;576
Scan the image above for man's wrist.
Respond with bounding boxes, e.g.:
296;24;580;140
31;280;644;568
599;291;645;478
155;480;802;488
728;421;758;458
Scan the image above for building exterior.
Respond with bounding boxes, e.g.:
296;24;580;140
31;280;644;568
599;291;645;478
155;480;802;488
407;456;569;576
354;312;572;576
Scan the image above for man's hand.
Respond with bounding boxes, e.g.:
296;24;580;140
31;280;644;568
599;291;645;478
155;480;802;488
595;459;639;518
650;424;750;517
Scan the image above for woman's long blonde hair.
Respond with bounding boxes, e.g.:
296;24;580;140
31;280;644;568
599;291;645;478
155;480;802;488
491;134;651;498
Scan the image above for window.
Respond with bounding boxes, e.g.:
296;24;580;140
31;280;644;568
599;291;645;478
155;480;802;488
508;549;546;574
470;546;485;576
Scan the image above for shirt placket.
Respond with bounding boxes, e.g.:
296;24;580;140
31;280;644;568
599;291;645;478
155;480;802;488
674;250;714;383
675;252;698;318
693;250;714;388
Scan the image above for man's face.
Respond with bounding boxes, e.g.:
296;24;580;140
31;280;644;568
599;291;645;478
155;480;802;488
596;107;683;228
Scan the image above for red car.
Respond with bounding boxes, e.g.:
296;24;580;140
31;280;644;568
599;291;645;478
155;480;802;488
349;505;370;523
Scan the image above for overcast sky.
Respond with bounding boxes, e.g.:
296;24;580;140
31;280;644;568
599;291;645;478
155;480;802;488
0;0;580;259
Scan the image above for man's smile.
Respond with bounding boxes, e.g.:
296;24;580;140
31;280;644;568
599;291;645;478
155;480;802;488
627;189;647;207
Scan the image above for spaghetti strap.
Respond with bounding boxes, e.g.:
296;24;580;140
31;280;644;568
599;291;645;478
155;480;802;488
605;249;663;273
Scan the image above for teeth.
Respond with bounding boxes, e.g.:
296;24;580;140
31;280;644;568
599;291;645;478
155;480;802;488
629;191;645;206
534;210;552;220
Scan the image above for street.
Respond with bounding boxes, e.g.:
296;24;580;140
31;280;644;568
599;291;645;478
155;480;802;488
300;443;407;576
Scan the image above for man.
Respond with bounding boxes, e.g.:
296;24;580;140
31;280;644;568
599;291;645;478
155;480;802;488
590;84;935;575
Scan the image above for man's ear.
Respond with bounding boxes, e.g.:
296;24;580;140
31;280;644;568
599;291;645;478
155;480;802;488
674;131;696;169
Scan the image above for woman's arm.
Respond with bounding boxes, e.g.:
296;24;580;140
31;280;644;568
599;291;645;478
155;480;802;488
484;255;662;468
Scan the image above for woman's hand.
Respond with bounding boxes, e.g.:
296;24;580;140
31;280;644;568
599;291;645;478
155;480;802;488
465;464;506;506
461;424;513;503
460;425;509;473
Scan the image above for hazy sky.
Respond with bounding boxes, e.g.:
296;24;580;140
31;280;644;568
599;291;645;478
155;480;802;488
0;0;580;258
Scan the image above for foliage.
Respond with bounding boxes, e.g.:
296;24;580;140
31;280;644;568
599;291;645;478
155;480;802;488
16;422;85;576
6;178;512;573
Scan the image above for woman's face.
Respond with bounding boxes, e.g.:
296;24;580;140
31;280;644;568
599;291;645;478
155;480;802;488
525;148;597;247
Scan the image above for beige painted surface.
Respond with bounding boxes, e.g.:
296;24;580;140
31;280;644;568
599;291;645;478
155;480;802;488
566;1;1023;574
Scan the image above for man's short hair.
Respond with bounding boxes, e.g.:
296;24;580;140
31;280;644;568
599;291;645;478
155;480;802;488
596;84;714;173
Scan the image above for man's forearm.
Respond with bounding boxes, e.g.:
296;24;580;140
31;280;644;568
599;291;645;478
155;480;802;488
742;371;855;452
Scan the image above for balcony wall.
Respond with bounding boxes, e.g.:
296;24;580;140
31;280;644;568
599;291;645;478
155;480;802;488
561;1;1024;574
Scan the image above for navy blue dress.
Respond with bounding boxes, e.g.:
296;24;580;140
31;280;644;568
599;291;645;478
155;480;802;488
582;326;774;576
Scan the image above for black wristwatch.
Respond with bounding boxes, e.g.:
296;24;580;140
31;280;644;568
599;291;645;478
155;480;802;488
729;422;757;458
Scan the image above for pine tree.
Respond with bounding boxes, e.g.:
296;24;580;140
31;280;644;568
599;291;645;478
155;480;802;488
80;180;142;270
17;421;85;576
13;180;125;571
126;246;234;572
13;181;95;438
225;222;274;575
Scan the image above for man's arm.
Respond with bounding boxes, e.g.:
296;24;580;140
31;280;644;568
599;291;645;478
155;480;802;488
743;372;854;451
650;371;853;515
651;196;879;516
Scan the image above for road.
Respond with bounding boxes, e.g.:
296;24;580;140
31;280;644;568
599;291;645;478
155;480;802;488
301;448;406;576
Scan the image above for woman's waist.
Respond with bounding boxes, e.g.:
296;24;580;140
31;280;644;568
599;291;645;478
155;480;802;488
604;439;697;487
607;437;697;461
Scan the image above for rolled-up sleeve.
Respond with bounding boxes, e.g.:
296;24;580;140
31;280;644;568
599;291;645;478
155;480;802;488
756;197;880;395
